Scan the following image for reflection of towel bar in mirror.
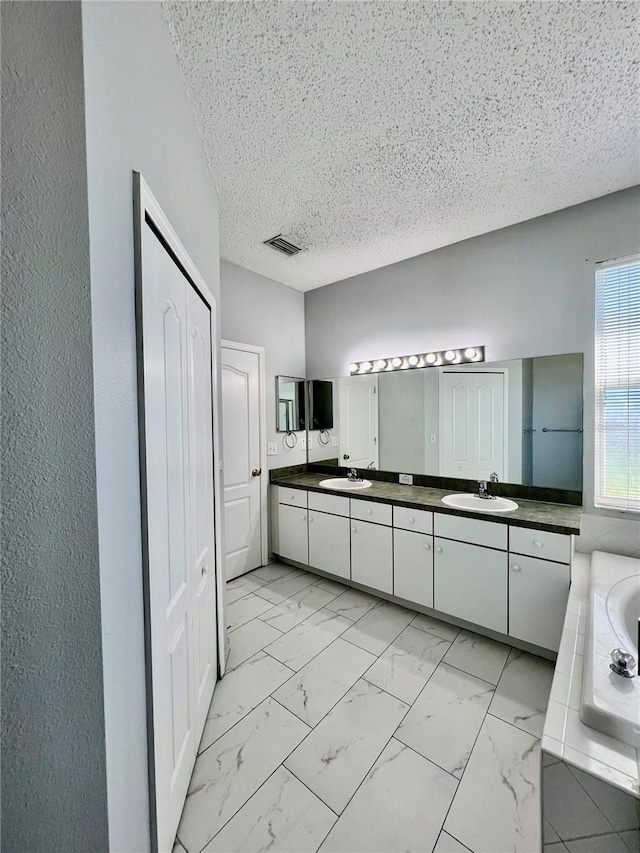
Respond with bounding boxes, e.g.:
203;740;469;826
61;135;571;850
541;427;584;433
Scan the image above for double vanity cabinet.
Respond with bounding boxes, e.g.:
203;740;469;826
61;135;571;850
273;479;578;654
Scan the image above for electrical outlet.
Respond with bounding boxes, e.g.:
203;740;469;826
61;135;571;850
267;442;278;456
308;436;313;449
430;434;437;444
331;437;339;447
300;436;307;451
399;473;413;485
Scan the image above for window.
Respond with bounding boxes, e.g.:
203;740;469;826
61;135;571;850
594;255;640;511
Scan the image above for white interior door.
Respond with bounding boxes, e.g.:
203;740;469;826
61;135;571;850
221;344;264;580
339;376;379;468
139;208;219;852
187;292;218;735
439;372;505;480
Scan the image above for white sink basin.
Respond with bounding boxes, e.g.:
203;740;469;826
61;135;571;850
319;477;373;491
441;493;518;513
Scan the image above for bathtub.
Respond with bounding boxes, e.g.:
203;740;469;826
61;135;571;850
580;551;640;747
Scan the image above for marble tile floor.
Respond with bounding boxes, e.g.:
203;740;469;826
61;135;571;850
175;562;556;853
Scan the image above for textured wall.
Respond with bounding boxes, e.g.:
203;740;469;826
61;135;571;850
81;3;221;849
305;187;640;528
220;260;306;470
1;3;109;850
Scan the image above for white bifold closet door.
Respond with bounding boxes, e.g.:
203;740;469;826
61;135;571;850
141;220;218;852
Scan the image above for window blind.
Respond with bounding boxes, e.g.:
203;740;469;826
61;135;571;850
594;255;640;512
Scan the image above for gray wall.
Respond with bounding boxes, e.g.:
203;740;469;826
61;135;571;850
305;186;640;521
82;3;221;849
378;370;426;472
220;260;306;470
1;3;109;850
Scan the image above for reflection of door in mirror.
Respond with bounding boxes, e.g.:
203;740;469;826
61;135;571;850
339;376;379;468
439;372;506;480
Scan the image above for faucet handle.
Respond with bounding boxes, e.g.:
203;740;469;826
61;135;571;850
610;648;636;678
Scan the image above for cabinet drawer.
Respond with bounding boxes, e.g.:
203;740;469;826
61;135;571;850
394;529;433;608
351;520;393;593
434;512;507;550
351;498;392;526
308;491;349;517
278;486;307;509
509;555;570;651
509;527;571;564
393;505;433;535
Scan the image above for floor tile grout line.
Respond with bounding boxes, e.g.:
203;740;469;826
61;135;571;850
261;614;355;669
433;643;515;840
280;763;341;818
197;652;297;755
269;638;379;729
190;698;316;852
431;827;474;853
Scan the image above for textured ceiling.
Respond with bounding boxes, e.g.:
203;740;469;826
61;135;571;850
163;1;639;291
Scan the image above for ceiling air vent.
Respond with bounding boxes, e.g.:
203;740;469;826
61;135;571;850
264;234;303;256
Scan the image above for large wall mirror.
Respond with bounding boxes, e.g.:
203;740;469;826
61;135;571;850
307;353;584;491
276;375;306;432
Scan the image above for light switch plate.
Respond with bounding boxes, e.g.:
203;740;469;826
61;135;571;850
308;436;313;448
430;434;437;444
331;437;339;447
300;436;307;451
267;442;278;456
399;473;413;485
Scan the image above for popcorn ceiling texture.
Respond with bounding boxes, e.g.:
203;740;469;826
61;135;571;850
1;3;108;849
163;1;639;291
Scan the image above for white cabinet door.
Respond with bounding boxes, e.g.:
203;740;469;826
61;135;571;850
394;529;433;608
309;511;351;579
434;538;507;633
509;555;570;651
278;503;309;565
351;520;392;593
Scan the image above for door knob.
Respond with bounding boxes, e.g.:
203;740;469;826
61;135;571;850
252;468;262;477
343;454;350;460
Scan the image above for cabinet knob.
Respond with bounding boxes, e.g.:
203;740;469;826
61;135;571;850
436;546;443;553
290;494;295;500
408;517;415;523
533;541;542;548
367;509;372;515
309;516;313;523
424;543;431;550
351;527;357;533
511;564;522;572
302;514;306;521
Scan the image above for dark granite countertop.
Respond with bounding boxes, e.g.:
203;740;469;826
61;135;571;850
271;473;582;535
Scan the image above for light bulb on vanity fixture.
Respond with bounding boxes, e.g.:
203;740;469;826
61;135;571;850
348;346;485;376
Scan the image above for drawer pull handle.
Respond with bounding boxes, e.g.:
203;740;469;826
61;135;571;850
534;541;542;548
436;546;443;553
511;564;522;572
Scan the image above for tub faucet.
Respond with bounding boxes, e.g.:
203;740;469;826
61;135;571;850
477;480;496;500
610;648;636;679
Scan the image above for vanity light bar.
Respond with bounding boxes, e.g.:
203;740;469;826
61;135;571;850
349;346;485;374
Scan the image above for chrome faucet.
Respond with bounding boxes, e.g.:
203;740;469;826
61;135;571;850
490;472;499;483
367;461;377;470
347;468;362;482
477;480;496;500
